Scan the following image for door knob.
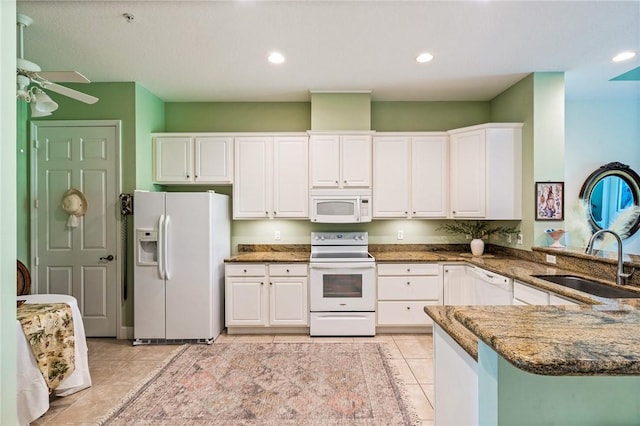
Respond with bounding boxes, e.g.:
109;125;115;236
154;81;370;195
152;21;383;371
100;255;114;262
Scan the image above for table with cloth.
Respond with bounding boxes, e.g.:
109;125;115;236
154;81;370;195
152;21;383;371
16;294;92;425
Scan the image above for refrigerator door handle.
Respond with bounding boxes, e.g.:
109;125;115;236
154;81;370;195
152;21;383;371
164;215;171;280
158;214;165;279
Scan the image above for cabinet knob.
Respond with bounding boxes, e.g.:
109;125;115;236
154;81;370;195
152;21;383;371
195;175;198;178
286;269;290;273
412;211;416;214
269;282;272;286
274;211;277;215
335;180;339;184
243;269;247;273
406;306;411;310
265;212;269;215
186;174;190;178
407;268;411;272
344;180;347;184
261;282;264;285
406;281;411;285
405;211;408;215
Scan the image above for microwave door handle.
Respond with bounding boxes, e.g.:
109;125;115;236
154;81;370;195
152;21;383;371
356;196;361;222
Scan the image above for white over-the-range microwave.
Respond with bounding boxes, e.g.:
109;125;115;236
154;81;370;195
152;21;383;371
309;189;372;223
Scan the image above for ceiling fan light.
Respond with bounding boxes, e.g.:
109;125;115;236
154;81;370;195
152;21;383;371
30;102;52;117
33;89;58;113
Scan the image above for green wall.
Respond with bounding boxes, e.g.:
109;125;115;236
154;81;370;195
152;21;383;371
310;92;371;130
372;101;491;131
165;102;311;132
490;74;535;248
135;83;165;190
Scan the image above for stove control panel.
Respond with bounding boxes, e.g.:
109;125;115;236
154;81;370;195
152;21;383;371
311;232;368;245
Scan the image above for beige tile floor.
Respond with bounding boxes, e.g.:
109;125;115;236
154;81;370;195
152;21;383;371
33;333;434;425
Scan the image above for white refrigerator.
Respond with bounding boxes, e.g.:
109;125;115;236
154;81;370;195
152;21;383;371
133;190;230;344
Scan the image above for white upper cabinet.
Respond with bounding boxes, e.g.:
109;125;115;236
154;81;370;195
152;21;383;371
234;135;309;219
309;133;372;188
448;123;522;220
153;135;233;184
373;134;448;218
194;137;234;183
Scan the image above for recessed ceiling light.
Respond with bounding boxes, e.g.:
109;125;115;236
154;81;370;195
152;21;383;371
416;52;434;63
612;51;636;62
268;52;285;64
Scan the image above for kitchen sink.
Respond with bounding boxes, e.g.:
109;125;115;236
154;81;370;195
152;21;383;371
532;275;640;299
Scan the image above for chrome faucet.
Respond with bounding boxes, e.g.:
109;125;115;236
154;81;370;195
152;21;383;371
585;229;634;285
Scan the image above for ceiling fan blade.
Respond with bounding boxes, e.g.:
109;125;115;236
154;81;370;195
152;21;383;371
42;82;99;104
37;71;90;83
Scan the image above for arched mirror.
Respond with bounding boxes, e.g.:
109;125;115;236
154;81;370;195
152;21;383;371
579;162;640;238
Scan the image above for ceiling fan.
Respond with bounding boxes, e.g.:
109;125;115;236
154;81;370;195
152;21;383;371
16;14;98;115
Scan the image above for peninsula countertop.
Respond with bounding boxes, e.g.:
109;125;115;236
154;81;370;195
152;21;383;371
425;304;640;376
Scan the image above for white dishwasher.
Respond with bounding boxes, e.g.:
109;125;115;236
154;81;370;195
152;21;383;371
469;266;513;305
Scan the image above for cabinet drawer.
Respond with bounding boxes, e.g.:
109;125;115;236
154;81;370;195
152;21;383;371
378;276;441;300
377;263;440;276
513;281;549;305
268;264;308;277
226;264;267;277
377;301;438;326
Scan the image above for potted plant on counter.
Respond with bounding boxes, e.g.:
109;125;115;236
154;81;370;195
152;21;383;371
438;220;519;256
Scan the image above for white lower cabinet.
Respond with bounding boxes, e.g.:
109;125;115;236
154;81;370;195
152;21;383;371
225;263;308;330
434;324;478;425
443;264;475;305
513;280;581;305
377;263;442;327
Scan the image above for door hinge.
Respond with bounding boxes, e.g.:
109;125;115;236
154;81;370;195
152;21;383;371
34;199;39;209
34;257;39;266
33;139;39;149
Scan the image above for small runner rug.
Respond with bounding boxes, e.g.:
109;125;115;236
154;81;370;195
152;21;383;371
99;342;419;425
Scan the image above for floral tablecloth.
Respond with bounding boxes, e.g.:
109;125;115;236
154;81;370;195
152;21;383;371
17;303;75;392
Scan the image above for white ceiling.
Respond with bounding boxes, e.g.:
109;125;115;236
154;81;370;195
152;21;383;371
16;0;640;103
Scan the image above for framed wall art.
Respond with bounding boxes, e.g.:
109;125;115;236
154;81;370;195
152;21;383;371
536;181;564;221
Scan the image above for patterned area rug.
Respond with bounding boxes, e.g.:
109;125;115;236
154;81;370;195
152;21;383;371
99;342;419;425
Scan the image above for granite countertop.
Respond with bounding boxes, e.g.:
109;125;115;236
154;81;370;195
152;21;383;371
426;304;640;376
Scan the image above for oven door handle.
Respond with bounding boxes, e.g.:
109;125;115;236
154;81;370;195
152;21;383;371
309;263;375;270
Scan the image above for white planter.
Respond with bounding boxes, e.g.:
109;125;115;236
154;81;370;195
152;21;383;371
470;238;485;256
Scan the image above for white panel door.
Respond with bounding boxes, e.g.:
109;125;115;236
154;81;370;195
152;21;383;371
234;137;272;219
341;135;372;187
153;137;192;183
309;134;340;188
273;136;308;218
373;136;410;217
33;123;119;337
412;136;449;218
450;130;486;218
195;136;233;183
269;277;308;325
